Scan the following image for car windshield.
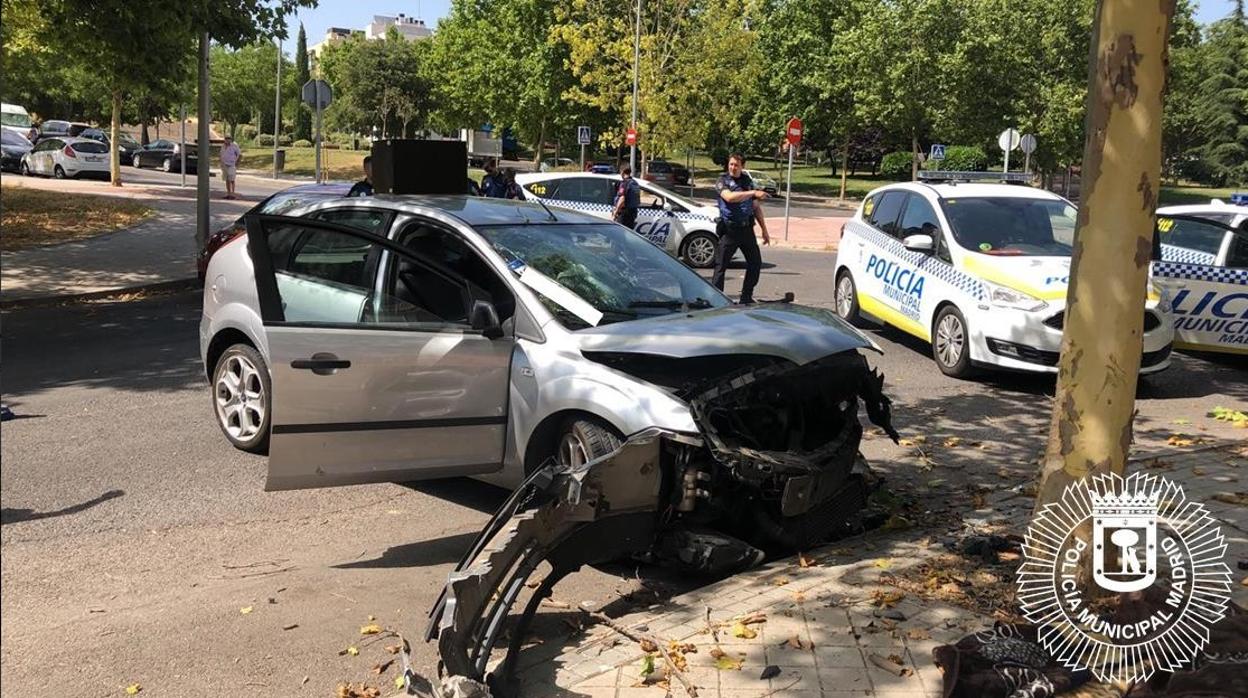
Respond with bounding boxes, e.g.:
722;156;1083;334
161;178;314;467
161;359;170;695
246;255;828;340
941;197;1077;256
262;192;338;215
1;112;32;129
477;222;731;328
119;133;140;147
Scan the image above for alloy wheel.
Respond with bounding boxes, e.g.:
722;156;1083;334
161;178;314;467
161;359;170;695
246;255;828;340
556;432;590;468
935;314;965;368
685;234;717;268
836;276;855;318
214;353;266;442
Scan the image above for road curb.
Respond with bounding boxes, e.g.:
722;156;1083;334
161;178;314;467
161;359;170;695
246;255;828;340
0;277;200;310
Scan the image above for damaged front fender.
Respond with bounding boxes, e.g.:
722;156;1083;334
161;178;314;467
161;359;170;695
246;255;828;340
426;429;671;687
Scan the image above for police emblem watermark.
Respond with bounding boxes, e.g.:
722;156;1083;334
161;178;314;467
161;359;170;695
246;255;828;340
1017;472;1232;684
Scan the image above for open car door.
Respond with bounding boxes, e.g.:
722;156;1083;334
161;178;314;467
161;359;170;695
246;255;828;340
245;214;515;490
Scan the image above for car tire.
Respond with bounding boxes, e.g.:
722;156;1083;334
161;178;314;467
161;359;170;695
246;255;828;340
834;270;866;327
20;161;31;176
554;417;622;469
932;305;974;378
681;231;719;269
53;165;66;179
162;157;173;173
212;343;272;454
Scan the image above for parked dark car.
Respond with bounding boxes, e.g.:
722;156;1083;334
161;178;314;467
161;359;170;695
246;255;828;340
79;128;143;165
644;159;676;187
196;182;354;280
1;129;33;172
587;161;614;174
672;163;691;186
133;139;197;173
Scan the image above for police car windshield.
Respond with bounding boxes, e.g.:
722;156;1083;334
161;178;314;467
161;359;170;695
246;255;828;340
477;223;731;328
942;197;1076;256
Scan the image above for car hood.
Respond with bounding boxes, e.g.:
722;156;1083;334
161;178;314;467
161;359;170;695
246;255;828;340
962;253;1073;301
574;303;878;365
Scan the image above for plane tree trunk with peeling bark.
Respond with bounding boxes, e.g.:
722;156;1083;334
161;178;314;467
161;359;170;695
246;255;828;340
1035;0;1176;509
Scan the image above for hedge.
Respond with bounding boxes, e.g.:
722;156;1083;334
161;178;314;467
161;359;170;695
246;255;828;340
880;151;913;178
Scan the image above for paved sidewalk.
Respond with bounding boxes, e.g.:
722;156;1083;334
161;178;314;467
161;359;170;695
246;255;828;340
1;175;258;302
510;440;1248;697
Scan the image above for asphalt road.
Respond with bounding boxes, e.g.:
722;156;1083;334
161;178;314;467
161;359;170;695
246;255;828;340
3;246;1245;696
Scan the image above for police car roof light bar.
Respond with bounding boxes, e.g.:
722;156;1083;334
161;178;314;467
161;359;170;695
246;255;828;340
917;170;1032;185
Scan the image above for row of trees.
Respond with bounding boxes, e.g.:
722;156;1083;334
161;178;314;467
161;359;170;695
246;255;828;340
2;0;1243;187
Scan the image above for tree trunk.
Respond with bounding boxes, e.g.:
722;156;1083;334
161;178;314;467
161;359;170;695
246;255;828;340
110;89;122;187
1034;0;1176;510
534;118;547;167
839;141;850;201
141;120;150;146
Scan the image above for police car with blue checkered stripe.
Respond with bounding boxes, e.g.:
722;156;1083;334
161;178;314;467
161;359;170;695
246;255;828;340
515;172;722;268
1152;200;1248;355
835;172;1174;377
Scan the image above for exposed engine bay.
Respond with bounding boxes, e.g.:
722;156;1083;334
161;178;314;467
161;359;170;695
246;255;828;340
426;349;898;693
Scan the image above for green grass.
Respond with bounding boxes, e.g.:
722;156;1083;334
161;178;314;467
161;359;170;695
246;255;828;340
237;146;371;182
1156;183;1241;207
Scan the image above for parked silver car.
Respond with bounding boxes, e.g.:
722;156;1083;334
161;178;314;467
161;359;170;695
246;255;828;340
200;194;899;683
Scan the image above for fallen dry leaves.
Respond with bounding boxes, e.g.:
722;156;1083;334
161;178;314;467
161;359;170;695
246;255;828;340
335;683;381;698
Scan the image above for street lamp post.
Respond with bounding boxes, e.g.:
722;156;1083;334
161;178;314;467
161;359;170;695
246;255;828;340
630;0;640;173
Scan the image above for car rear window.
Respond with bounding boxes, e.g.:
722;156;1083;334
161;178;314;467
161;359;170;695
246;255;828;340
71;141;108;153
648;162;672;173
1157;216;1229;256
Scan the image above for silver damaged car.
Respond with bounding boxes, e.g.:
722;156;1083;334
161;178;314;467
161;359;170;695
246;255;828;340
198;195;899;692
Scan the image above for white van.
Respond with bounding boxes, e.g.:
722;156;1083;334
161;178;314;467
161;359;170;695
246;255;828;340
1;103;33;137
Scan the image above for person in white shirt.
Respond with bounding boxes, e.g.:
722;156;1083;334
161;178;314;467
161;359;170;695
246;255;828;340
220;135;242;200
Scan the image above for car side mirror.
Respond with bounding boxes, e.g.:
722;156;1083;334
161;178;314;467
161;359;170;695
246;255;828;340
903;234;934;253
470;300;504;339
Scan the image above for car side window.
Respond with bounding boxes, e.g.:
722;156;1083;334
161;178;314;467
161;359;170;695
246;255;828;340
1158;216;1227;257
897;194;941;240
308;207;390;235
260;224;380;325
523;179;554;198
559;178;615;206
389;223;516;326
868;191;905;237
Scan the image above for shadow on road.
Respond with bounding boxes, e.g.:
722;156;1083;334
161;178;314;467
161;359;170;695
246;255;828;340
1;489;124;525
1;290;204;398
334;531;480;569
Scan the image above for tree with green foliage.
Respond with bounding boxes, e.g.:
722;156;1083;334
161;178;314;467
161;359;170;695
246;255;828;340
212;41;285;138
294;23;312;141
1194;0;1248;186
318;29;431;138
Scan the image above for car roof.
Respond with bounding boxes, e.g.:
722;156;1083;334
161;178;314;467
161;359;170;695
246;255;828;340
515;172;618;183
873;181;1066;202
1156;202;1248;217
307;194;613;227
276;181;354;196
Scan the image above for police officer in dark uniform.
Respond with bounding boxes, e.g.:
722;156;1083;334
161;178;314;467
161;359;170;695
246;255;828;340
711;153;771;303
480;158;507;198
612;165;641;229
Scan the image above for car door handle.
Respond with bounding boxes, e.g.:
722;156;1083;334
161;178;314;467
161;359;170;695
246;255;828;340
291;353;350;375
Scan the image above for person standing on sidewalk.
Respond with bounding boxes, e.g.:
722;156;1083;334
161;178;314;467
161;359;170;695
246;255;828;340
612;166;641;229
711;153;770;304
219;136;241;200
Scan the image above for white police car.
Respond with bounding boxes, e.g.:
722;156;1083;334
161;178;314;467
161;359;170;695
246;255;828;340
515;172;722;268
835;173;1174;377
1152;200;1248;355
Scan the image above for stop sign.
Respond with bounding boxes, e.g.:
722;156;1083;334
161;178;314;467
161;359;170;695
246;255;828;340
625;128;637;146
785;117;803;146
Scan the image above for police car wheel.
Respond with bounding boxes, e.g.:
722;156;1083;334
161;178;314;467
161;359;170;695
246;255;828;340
932;306;973;377
682;232;718;268
835;270;865;326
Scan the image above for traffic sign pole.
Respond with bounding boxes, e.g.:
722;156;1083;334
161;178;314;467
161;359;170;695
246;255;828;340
314;82;322;184
783;117;803;242
784;143;794;242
